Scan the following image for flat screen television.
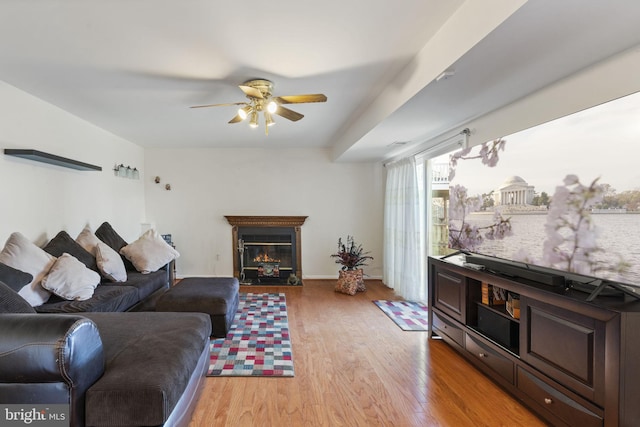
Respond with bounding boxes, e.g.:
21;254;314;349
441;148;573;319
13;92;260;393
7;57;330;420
445;90;640;298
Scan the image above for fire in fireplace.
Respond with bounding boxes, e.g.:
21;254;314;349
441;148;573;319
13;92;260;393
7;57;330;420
253;253;280;263
238;231;294;283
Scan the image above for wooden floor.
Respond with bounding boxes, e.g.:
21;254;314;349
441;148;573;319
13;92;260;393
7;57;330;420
188;280;545;427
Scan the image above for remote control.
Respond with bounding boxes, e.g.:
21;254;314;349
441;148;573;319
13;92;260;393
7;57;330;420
463;262;485;270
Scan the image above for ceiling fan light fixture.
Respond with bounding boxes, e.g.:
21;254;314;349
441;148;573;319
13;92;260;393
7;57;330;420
264;111;275;127
238;106;250;120
249;111;259;128
190;78;327;133
267;101;278;114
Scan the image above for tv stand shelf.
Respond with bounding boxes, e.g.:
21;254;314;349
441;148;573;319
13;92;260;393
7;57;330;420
428;255;640;427
474;301;519;324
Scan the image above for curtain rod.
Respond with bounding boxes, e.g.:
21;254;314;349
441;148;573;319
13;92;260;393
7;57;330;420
384;128;470;167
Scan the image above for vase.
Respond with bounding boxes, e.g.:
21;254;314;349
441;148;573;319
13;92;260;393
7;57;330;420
335;268;365;295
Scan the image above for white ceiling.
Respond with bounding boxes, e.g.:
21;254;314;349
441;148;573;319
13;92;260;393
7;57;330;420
1;0;640;162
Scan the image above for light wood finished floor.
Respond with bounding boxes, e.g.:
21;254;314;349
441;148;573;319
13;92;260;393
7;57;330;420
188;280;545;427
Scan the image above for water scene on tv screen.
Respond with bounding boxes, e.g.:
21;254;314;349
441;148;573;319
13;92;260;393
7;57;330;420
446;91;640;287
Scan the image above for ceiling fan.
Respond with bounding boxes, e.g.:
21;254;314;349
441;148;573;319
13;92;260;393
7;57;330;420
190;79;327;135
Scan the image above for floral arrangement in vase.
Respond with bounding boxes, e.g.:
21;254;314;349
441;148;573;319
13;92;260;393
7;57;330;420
330;236;373;271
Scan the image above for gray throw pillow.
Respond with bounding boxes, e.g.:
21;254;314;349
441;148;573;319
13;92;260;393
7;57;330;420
0;262;33;292
43;231;98;272
0;280;36;313
95;222;128;252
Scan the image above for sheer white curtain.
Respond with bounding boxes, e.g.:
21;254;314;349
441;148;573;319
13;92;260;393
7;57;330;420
383;156;425;302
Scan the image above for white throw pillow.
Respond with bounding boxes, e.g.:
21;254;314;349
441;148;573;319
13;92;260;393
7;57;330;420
0;232;56;306
76;225;102;255
41;253;100;301
95;241;127;282
120;229;179;273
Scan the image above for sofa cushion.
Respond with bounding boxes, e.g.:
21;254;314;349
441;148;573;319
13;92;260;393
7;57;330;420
0;262;33;292
34;285;139;313
75;225;101;255
0;232;55;306
155;277;239;337
95;222;136;271
76;226;127;282
94;222;128;251
105;269;167;301
96;242;127;282
0;281;36;313
120;229;180;273
41;253;101;301
43;231;98;272
84;311;211;427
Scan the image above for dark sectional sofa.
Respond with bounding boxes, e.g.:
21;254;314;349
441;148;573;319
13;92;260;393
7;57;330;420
34;222;170;313
0;222;211;427
34;267;167;313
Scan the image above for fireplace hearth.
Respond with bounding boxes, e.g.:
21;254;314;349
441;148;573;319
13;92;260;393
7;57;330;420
225;216;307;285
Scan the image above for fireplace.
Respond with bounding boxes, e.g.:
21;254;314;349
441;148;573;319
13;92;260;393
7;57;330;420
225;216;307;285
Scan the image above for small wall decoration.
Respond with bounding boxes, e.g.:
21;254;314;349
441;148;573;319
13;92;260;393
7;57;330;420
113;164;140;179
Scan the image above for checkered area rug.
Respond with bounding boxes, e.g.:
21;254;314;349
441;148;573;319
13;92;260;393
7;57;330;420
373;300;429;331
207;293;294;377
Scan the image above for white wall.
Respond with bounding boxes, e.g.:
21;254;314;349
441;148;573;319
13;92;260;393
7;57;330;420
0;82;146;246
143;147;384;279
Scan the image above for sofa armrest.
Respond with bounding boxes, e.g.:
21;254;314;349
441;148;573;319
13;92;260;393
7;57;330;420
0;313;105;384
0;313;105;425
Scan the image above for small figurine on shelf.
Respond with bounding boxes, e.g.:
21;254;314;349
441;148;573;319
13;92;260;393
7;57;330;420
161;234;174;247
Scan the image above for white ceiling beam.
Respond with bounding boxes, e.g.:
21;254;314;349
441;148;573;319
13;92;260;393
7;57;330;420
330;0;528;161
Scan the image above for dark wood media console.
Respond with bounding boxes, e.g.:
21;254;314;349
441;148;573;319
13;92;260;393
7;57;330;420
428;255;640;427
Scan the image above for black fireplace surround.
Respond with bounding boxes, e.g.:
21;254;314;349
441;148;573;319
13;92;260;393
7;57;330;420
238;227;296;284
225;216;307;285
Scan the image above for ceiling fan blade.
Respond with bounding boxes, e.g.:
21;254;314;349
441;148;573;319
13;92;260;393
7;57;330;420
273;94;327;104
275;105;304;122
239;85;264;99
190;102;247;109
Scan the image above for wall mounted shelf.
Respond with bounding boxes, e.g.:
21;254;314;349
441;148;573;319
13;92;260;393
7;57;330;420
4;149;102;171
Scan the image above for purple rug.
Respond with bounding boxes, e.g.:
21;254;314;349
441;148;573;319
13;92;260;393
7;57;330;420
207;293;294;377
373;300;429;331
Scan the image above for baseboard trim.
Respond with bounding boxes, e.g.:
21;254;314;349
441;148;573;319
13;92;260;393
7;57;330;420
176;274;384;280
302;275;383;280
